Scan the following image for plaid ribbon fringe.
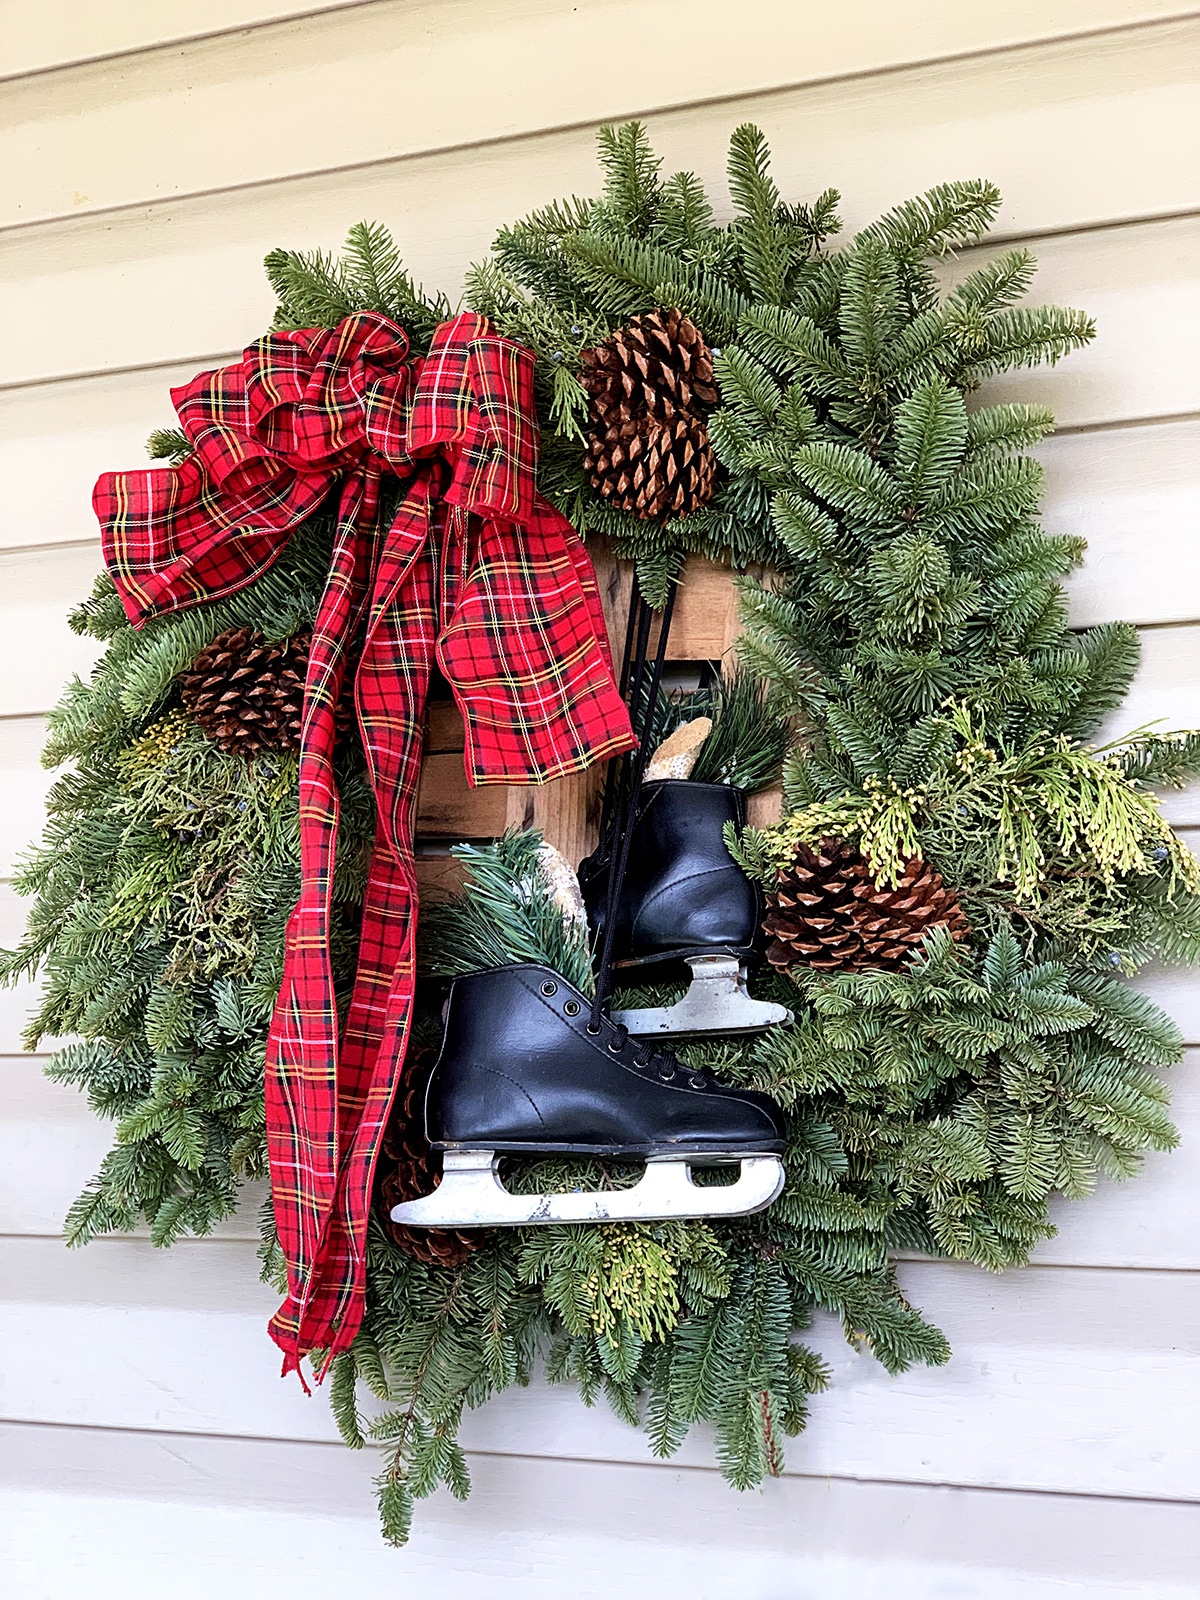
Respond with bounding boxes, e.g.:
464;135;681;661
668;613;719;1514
94;311;635;1375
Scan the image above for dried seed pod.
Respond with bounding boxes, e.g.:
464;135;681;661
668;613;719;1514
379;1049;483;1269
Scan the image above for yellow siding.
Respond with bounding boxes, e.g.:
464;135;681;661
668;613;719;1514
2;4;1199;1592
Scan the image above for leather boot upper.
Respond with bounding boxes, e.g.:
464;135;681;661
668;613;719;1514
426;962;785;1155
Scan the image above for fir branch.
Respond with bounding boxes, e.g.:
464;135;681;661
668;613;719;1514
726;123;791;305
422;831;594;992
858;179;1002;259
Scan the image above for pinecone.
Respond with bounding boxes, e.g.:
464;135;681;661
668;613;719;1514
379;1050;482;1269
179;626;352;757
764;836;970;974
580;307;719;520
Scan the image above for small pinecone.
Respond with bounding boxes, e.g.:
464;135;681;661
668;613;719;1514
764;836;970;974
180;626;354;757
379;1051;482;1269
580;307;719;521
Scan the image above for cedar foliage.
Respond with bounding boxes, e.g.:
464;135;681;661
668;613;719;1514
3;122;1199;1548
0;518;375;1246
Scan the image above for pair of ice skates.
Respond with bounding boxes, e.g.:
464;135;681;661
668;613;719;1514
390;777;792;1230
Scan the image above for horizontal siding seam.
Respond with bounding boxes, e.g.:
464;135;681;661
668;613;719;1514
0;538;105;558
0;0;386;86
0;352;245;397
3;11;1199;242
7;3;1200;87
1052;409;1200;438
2;1415;1200;1507
4;1227;1200;1269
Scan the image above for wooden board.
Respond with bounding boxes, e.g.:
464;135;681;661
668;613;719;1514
0;0;373;78
949;212;1200;431
0;546;105;718
4;1422;1199;1599
6;22;1200;387
2;1233;1198;1503
4;3;1191;230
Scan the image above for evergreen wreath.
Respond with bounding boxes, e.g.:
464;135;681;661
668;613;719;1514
4;123;1200;1547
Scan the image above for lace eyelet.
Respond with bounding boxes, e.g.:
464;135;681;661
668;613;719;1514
689;1074;706;1089
586;1022;602;1036
608;1039;625;1054
564;1000;581;1017
659;1068;676;1082
540;980;558;997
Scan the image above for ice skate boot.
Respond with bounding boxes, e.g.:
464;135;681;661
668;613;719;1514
388;962;786;1228
580;779;791;1039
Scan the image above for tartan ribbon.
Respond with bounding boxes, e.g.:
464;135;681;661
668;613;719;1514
94;310;634;1374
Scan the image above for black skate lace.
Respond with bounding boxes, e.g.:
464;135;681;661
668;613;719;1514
631;1038;692;1084
589;580;679;1038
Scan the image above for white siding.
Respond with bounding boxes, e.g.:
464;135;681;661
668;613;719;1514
2;4;1199;1594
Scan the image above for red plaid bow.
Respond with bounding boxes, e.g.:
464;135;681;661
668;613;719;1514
95;311;634;1375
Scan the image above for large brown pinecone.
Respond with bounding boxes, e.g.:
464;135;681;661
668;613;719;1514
580;307;719;521
378;1050;482;1269
764;836;970;974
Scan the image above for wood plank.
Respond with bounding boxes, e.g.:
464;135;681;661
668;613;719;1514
5;21;1200;387
0;361;221;553
0;1;373;79
665;559;747;661
1099;625;1200;834
0;1055;266;1242
4;1424;1199;1600
502;765;606;868
5;5;1194;231
1102;624;1200;743
1036;1054;1200;1268
413;753;509;838
424;700;465;754
1138;964;1200;1049
0;545;105;718
1051;419;1200;628
0;883;68;1055
5;0;1188;86
0;716;50;880
966;212;1200;431
1;1234;1198;1499
413;850;466;905
746;784;784;828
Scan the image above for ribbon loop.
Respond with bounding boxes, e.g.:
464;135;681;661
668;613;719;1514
94;311;635;1372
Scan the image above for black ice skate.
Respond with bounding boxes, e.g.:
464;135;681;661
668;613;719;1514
580;778;792;1040
387;962;786;1228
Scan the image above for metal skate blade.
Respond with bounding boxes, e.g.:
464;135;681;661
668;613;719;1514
613;954;793;1039
389;1148;786;1228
